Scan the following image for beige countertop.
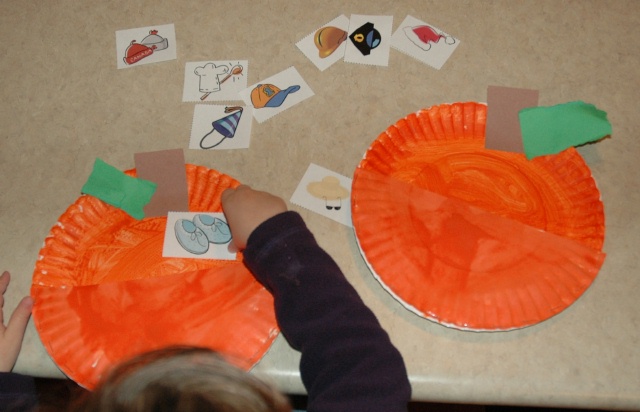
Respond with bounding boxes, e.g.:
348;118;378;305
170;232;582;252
1;0;639;409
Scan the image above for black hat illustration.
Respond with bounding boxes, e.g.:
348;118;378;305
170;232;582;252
349;22;381;56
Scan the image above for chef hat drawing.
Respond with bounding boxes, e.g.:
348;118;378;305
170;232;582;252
195;63;229;93
195;63;229;77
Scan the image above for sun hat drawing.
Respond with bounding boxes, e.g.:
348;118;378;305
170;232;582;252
250;84;300;109
307;176;350;210
349;22;381;56
314;26;348;58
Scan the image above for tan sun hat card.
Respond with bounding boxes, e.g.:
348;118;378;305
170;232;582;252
290;163;353;227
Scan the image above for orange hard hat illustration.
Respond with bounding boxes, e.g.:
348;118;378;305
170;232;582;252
314;26;348;58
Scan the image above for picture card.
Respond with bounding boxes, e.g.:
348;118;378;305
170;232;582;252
116;23;177;69
290;163;353;227
189;104;253;150
344;15;393;66
163;212;236;260
134;148;190;217
485;86;539;153
296;15;350;71
238;66;314;123
391;15;459;70
183;60;248;102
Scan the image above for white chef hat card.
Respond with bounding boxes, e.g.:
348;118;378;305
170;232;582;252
183;60;248;102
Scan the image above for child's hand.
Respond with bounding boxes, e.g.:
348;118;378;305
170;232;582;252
221;185;287;251
0;271;33;372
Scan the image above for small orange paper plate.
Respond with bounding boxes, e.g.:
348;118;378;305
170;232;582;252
352;102;606;331
31;164;278;389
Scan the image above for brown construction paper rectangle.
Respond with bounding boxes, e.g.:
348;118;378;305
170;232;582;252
134;149;190;217
485;86;539;153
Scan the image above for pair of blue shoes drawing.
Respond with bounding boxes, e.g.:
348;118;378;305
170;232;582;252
175;215;232;255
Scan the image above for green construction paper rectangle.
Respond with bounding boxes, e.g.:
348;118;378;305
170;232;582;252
81;158;157;219
519;101;612;159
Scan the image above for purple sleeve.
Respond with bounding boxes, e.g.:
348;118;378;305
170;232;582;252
0;372;38;411
243;211;411;412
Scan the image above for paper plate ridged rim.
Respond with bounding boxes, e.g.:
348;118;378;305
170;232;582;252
31;164;278;389
352;102;606;331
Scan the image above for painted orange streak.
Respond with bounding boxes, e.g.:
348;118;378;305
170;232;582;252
360;103;604;251
31;165;277;389
353;102;606;331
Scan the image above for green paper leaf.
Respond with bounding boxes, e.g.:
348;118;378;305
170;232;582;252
519;101;612;159
81;158;157;219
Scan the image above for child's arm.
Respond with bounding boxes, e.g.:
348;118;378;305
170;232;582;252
222;186;411;412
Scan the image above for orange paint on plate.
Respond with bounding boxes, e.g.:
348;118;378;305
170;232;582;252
352;102;606;331
32;165;278;389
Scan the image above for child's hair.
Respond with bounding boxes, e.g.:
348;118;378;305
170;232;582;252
73;346;292;412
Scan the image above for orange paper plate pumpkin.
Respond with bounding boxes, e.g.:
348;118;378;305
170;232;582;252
351;102;606;331
31;164;278;389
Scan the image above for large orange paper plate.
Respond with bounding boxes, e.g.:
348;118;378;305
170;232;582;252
352;102;606;331
31;164;278;389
